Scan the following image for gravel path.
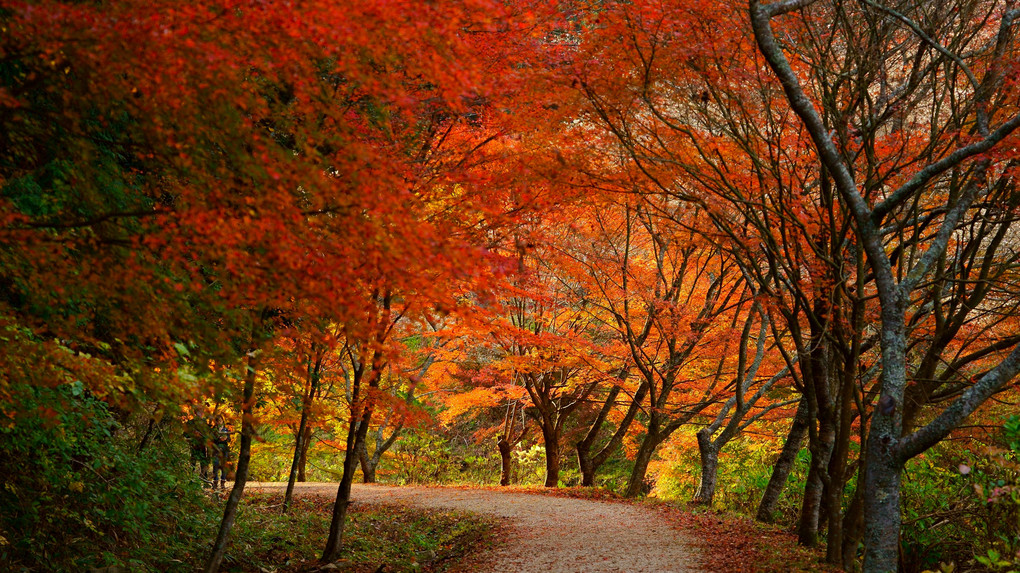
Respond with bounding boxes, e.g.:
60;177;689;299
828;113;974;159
247;482;703;573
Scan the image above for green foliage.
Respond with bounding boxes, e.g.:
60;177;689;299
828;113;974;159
895;420;1020;572
959;417;1020;572
248;428;346;483
654;434;810;522
512;444;548;486
0;383;216;572
392;431;458;484
899;448;976;571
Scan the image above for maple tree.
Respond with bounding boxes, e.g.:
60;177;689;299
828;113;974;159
567;0;1020;569
5;0;1020;571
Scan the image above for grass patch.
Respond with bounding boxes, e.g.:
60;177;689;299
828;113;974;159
223;493;499;572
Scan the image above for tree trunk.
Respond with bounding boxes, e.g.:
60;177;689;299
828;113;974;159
323;337;386;563
577;443;596;487
825;369;856;564
841;477;866;570
575;385;619;487
624;430;660;497
283;397;312;513
498;437;512;486
861;432;903;572
542;423;560;488
356;437;377;483
204;335;261;573
297;425;311;482
798;416;835;547
321;396;373;562
756;396;808;522
693;428;719;505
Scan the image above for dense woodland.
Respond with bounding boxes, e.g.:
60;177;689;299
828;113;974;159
2;1;1020;572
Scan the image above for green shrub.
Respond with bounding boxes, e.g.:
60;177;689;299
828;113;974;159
0;383;216;571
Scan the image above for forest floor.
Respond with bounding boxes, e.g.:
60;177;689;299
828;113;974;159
247;482;705;572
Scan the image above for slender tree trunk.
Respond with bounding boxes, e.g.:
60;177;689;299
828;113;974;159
283;400;312;513
825;371;856;563
693;428;719;505
322;396;373;562
287;353;321;506
576;386;619;487
297;425;311;482
498;437;512;486
204;333;261;573
756;397;808;522
323;341;385;562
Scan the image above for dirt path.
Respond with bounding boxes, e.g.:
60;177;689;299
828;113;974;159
247;482;703;573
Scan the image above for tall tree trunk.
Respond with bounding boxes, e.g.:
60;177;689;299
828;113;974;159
542;422;560;488
323;338;386;562
286;351;321;507
861;446;902;573
624;429;661;497
577;444;596;487
576;385;619;487
756;396;808;522
498;437;512;486
321;392;373;562
356;437;377;483
204;326;261;573
798;416;835;547
825;367;856;564
841;476;866;570
297;425;311;482
283;400;312;513
693;428;719;505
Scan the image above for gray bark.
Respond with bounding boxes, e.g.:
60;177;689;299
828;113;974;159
693;430;719;505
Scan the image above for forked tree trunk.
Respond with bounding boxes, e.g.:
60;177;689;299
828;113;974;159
576;382;648;487
323;339;386;563
756;397;808;522
576;385;619;487
286;353;321;510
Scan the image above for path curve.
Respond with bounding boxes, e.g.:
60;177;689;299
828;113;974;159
248;482;703;573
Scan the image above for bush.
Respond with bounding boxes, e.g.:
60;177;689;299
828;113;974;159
0;383;216;571
392;431;458;484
